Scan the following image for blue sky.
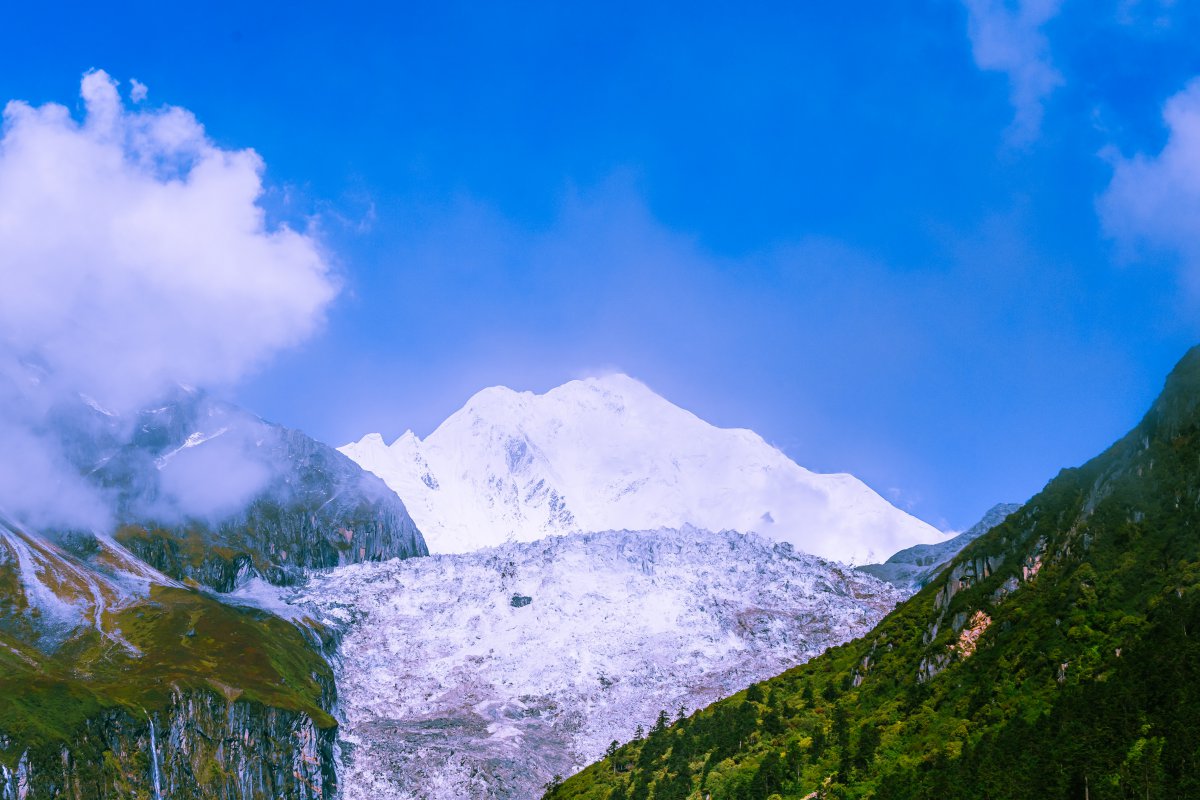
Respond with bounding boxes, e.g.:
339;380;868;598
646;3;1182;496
4;1;1200;531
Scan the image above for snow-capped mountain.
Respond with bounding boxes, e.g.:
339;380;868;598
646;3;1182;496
288;526;905;800
341;374;944;564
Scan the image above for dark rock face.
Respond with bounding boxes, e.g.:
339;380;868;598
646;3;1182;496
510;594;533;607
1;691;335;800
58;388;427;591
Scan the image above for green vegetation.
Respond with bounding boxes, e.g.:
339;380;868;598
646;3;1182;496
556;346;1200;799
0;583;334;760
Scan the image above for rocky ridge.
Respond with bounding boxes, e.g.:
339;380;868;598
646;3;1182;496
62;389;428;592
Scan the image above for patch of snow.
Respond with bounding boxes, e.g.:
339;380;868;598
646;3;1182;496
224;576;315;623
153;426;230;469
80;393;117;417
0;521;145;653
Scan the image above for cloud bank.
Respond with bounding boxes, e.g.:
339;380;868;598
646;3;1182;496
962;0;1064;143
0;71;338;529
1099;78;1200;290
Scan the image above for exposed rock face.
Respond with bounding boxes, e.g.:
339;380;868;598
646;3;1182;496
288;526;904;800
860;502;1020;592
1;691;335;800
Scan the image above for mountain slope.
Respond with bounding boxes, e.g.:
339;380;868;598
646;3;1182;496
57;388;428;591
342;374;942;564
555;346;1200;799
0;388;432;797
287;527;904;800
0;516;337;798
860;502;1020;591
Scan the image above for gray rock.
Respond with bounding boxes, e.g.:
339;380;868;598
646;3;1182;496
860;503;1021;592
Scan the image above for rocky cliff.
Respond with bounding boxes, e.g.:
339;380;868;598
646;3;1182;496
1;692;334;800
0;505;341;798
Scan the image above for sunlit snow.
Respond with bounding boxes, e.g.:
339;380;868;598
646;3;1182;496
342;374;945;564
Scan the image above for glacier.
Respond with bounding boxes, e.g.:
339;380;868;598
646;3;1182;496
342;373;945;564
285;526;905;800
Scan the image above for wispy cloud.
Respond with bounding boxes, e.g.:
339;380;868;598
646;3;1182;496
962;0;1064;143
1116;0;1178;30
1099;77;1200;291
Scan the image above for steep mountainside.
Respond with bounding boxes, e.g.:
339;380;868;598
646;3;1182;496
0;517;337;798
342;374;942;564
1;389;431;798
860;503;1020;591
58;388;427;591
556;346;1200;799
286;527;904;800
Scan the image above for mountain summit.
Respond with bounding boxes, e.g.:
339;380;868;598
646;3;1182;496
341;374;943;563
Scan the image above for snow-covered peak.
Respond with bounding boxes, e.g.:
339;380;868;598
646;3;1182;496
342;374;945;563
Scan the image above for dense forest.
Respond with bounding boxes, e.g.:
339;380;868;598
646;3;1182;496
554;346;1200;799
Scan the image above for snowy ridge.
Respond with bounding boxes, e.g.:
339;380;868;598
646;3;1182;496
287;526;905;800
342;374;944;564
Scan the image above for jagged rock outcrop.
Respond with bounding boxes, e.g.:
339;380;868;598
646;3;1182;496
860;502;1020;592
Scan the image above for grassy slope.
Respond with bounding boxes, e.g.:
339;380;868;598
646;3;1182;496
0;581;334;761
557;347;1200;800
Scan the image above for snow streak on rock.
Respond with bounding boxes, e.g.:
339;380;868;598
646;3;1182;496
290;526;905;800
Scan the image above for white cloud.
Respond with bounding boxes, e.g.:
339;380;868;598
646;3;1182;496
129;78;148;103
962;0;1064;143
0;70;338;529
0;70;337;413
1099;78;1200;289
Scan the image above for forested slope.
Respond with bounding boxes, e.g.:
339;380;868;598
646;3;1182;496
554;346;1200;800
